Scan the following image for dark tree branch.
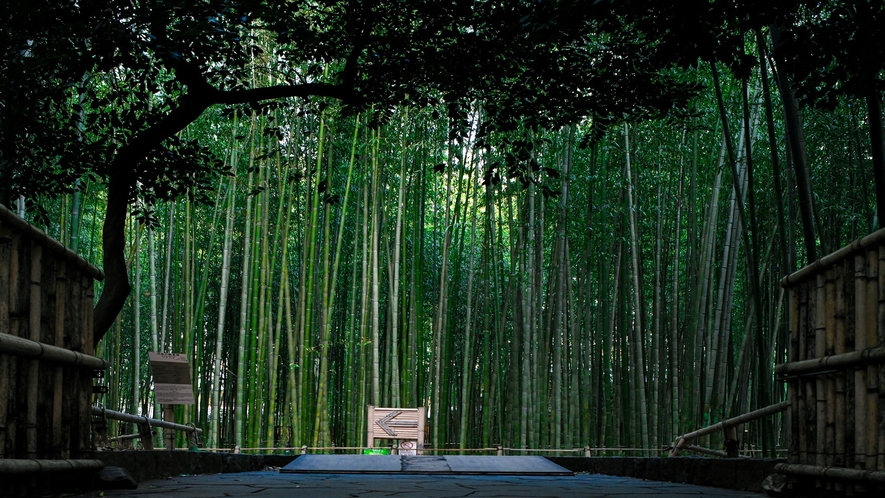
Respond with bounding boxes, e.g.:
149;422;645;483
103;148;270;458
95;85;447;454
92;79;354;345
215;83;353;105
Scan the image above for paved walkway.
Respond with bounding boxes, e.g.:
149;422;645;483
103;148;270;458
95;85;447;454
281;454;573;474
72;471;767;497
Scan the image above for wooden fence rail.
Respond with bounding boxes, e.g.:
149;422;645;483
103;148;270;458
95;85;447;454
668;401;790;457
92;406;202;450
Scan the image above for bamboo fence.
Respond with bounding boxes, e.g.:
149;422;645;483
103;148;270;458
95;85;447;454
778;228;885;494
0;203;106;473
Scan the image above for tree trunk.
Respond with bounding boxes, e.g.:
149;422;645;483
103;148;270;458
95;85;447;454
769;24;818;263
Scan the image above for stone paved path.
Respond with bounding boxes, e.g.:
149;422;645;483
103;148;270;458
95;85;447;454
71;470;767;497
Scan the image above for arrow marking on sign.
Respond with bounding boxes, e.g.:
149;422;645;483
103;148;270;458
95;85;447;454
375;410;419;436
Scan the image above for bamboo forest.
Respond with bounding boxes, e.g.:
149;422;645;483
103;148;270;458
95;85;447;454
2;1;883;458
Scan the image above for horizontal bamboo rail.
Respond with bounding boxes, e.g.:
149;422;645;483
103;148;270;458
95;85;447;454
681;445;730;458
776;345;885;377
92;407;202;434
780;227;885;287
669;401;790;456
775;463;885;484
93;406;202;451
0;458;104;474
0;332;109;369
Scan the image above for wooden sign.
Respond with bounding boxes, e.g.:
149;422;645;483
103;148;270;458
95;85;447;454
149;352;195;405
367;406;425;451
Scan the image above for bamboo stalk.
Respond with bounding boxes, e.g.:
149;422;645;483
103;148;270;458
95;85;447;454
824;268;836;471
788;283;799;464
7;230;19;456
91;406;202;434
80;275;96;456
27;244;42;458
0;227;11;459
866;248;879;472
777;346;885;376
775;462;885;484
797;283;808;464
0;333;109;369
835;262;847;471
854;253;868;470
815;274;826;467
0;459;104;474
879;246;885;472
52;262;67;457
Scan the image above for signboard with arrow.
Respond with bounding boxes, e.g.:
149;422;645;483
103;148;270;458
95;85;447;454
367;406;425;452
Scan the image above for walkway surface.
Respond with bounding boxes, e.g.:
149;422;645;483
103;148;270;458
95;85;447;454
281;454;574;475
71;470;767;497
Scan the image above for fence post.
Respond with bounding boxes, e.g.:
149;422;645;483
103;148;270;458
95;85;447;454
301;445;307;455
725;426;739;458
137;421;154;450
584;446;591;458
163;406;176;450
496;444;503;456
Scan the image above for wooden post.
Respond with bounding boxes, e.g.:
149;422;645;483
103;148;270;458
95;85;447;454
366;405;375;448
725;426;739;458
137;422;155;450
417;406;425;455
164;405;175;450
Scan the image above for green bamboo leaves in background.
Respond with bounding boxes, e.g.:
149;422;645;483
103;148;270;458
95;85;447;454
46;56;877;455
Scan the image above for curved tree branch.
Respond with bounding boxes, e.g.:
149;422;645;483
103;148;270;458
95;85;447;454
92;80;353;346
